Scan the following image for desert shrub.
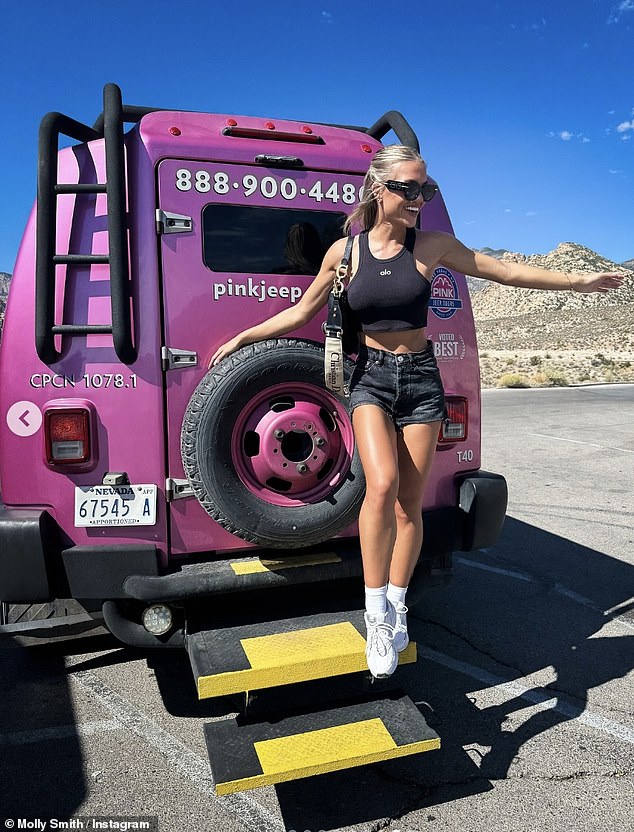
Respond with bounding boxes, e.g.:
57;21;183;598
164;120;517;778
529;355;541;366
592;353;615;367
497;373;530;388
542;367;569;386
530;371;549;386
529;366;569;387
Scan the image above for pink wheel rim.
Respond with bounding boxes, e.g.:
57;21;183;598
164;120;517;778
231;383;355;506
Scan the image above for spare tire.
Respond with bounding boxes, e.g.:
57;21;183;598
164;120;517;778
181;338;365;548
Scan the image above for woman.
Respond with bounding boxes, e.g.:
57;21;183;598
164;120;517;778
210;145;623;679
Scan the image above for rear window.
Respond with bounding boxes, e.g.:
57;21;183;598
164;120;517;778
202;205;346;275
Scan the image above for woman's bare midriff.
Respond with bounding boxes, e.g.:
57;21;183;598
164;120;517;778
360;327;429;354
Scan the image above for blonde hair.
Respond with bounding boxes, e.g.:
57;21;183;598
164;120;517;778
343;145;426;235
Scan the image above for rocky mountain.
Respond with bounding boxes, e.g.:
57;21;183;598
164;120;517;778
476;245;633;271
0;272;9;302
0;272;10;333
477;247;510;259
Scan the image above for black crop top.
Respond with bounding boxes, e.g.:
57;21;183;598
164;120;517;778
346;228;431;332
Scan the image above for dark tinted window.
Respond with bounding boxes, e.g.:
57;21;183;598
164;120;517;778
202;205;346;275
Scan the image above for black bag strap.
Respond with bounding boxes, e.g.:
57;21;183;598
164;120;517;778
324;290;343;337
333;235;354;294
323;236;353;337
340;235;354;273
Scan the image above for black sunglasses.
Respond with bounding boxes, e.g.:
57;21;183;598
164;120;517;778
384;179;438;202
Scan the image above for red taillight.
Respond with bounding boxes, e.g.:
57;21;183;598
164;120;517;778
438;397;468;444
45;408;90;464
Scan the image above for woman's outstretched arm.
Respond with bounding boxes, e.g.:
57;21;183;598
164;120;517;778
431;233;625;294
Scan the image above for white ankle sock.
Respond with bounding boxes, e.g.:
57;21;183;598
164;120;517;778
365;584;388;617
386;582;408;608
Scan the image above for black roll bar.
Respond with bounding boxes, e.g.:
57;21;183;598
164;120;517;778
102;84;135;363
365;111;420;152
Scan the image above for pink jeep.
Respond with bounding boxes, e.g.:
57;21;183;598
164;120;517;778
0;84;506;792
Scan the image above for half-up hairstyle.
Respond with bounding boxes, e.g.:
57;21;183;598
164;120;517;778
343;145;425;235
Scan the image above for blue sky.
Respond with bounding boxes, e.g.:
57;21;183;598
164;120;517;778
2;0;633;272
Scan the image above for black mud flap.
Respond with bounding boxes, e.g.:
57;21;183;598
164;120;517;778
459;470;508;551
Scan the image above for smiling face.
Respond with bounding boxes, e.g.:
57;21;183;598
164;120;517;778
378;160;428;228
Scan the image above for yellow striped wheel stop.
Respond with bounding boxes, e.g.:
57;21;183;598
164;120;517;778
187;610;417;699
204;692;440;794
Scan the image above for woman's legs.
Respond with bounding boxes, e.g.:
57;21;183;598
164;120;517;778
389;421;442;587
352;405;401;677
352;405;400;590
383;420;442;652
351;411;441;593
351;408;441;676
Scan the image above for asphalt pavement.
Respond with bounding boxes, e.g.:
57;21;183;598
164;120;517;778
1;384;632;832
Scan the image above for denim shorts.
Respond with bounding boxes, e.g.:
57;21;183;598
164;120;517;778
349;342;446;430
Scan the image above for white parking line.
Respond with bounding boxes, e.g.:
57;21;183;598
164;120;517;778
454;556;534;582
422;647;634;746
529;433;634;453
553;583;603;612
551;584;634;630
458;556;634;631
0;719;122;746
70;668;284;832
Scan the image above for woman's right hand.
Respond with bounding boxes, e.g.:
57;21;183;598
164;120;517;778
209;335;245;368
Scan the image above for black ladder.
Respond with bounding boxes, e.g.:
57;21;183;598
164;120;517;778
35;83;140;364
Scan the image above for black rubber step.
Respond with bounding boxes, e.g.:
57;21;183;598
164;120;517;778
204;690;440;794
187;609;416;699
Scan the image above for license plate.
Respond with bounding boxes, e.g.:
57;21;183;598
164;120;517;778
74;484;157;527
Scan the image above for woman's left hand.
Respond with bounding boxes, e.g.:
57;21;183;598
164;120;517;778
571;272;626;293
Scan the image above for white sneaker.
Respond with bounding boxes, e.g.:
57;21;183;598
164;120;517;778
387;600;409;652
364;611;398;678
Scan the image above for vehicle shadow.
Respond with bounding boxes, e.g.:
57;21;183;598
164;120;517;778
0;634;115;818
274;516;634;831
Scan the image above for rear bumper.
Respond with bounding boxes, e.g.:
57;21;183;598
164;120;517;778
0;471;507;605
